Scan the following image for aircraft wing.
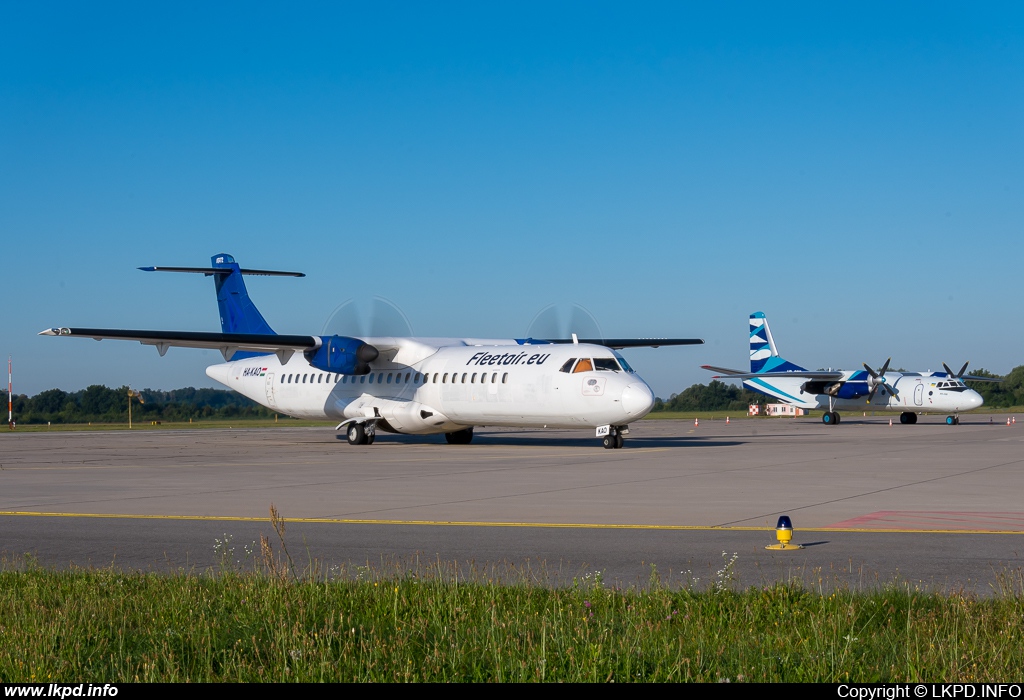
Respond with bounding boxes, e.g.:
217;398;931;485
701;365;845;380
962;374;1002;383
542;338;704;349
39;327;319;362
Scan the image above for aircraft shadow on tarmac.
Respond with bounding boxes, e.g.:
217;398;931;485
335;433;746;448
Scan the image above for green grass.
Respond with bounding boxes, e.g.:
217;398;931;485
644;408;1024;421
1;555;1023;682
0;418;335;433
644;411;761;420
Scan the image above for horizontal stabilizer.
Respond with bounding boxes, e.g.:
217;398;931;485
138;266;305;277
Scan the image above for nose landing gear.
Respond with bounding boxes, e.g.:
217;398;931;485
599;425;626;449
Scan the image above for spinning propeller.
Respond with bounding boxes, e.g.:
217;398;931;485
863;358;899;400
321;297;414;338
526;303;603;342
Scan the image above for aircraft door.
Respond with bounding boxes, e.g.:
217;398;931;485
265;373;277;409
913;382;924;407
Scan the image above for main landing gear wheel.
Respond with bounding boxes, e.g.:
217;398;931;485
946;415;960;425
347;423;367;445
445;428;474;445
900;412;918;425
822;411;840;425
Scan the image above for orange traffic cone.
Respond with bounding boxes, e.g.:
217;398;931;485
1013;417;1017;424
726;416;730;424
694;418;699;427
1008;418;1012;426
889;418;893;427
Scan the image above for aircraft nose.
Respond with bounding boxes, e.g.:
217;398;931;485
967;390;984;410
621;382;655;419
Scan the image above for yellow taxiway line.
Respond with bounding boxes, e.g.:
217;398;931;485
0;510;1023;534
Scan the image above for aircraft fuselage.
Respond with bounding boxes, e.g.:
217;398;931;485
207;341;655;434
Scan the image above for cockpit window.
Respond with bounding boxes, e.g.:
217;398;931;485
594;358;620;371
559;359;577;373
613;352;635;373
573;358;594;373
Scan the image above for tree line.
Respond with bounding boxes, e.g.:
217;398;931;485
7;385;275;424
650;365;1024;412
963;366;1024;408
6;365;1023;424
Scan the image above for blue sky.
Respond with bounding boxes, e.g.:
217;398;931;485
2;2;1022;398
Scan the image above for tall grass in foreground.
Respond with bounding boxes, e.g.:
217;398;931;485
1;559;1023;682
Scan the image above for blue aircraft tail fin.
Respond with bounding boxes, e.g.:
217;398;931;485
138;254;305;357
749;312;807;374
209;254;278;335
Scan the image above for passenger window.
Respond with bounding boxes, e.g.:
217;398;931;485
481;373;487;384
378;373;384;383
387;374;392;384
368;374;374;384
335;374;340;383
433;373;439;383
492;373;497;383
471;373;477;383
502;372;508;383
559;359;576;373
415;373;421;383
462;373;467;383
443;373;448;383
360;376;365;384
405;373;411;383
280;375;285;383
303;374;308;383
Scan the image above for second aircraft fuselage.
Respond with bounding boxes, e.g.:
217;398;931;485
745;372;984;414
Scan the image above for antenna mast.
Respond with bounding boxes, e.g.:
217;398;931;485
7;355;12;430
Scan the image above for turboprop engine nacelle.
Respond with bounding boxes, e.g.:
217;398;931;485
305;336;379;375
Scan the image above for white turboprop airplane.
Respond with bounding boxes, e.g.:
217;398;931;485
703;312;997;426
41;254;703;448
